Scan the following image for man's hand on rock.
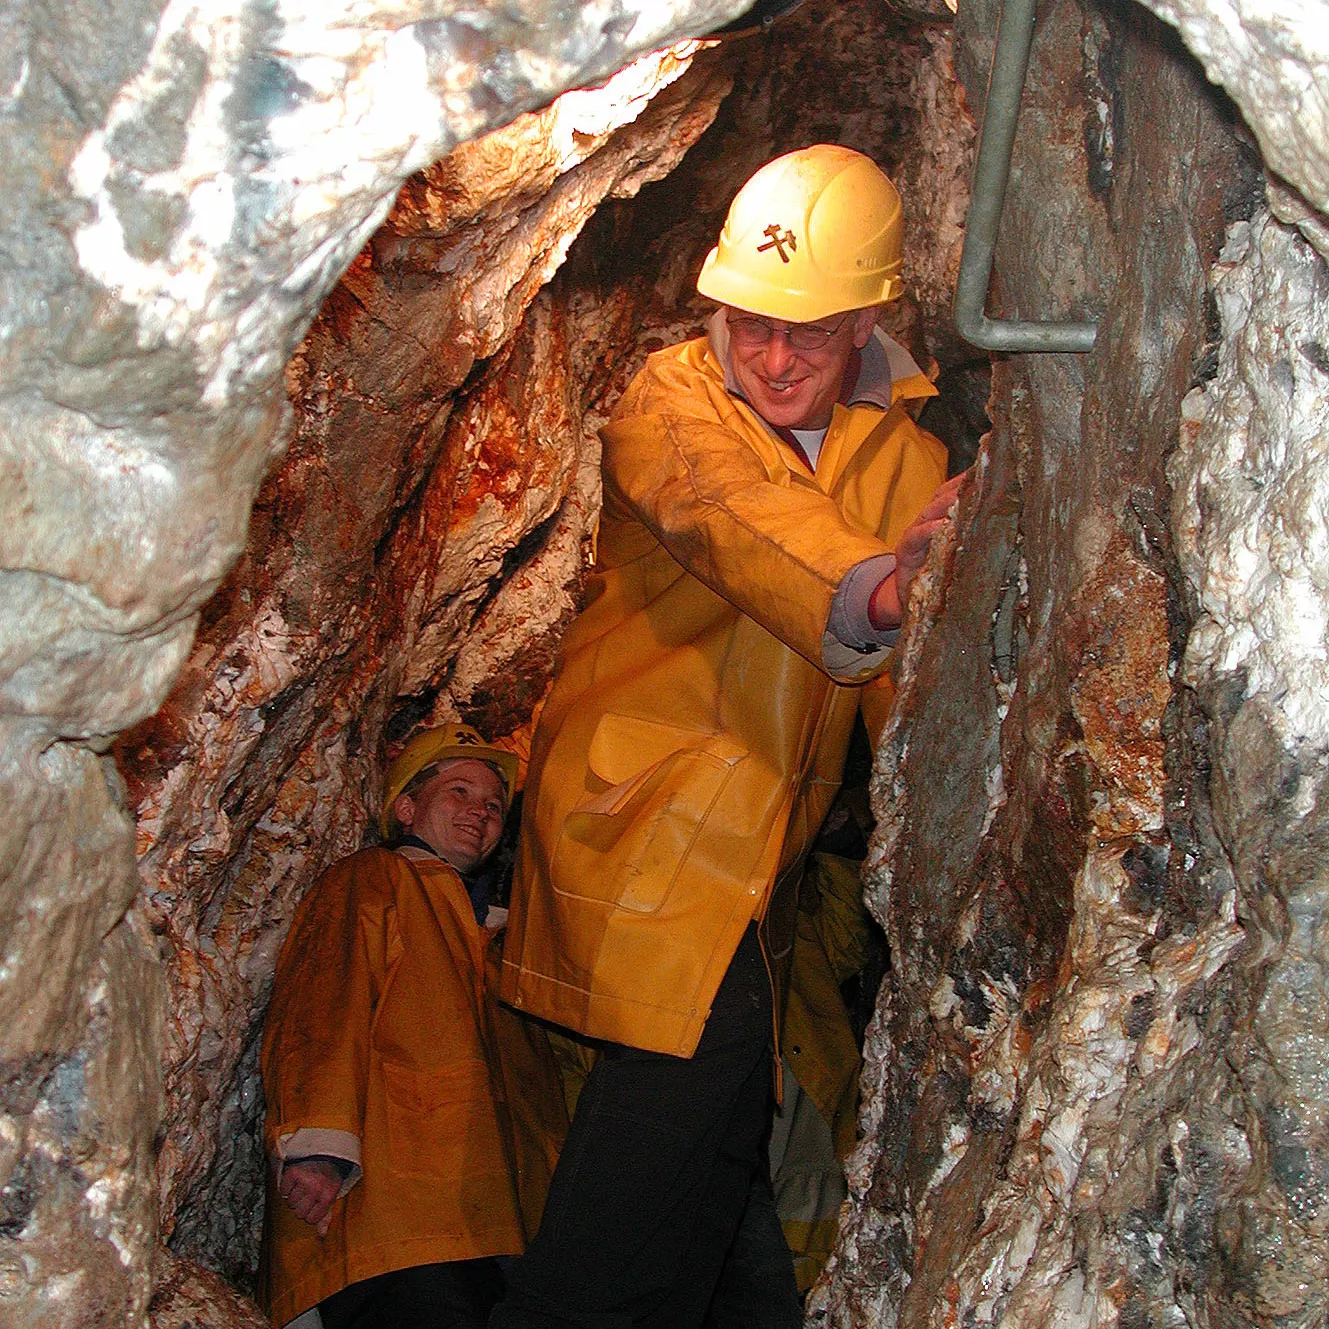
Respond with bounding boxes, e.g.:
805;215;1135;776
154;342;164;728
868;471;969;630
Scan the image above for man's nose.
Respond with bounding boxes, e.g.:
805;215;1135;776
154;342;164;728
760;328;798;376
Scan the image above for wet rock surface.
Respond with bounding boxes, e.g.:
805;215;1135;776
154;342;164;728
1169;208;1329;1321
1134;0;1329;255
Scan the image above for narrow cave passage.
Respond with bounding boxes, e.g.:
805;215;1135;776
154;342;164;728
124;3;994;1301
2;0;1327;1325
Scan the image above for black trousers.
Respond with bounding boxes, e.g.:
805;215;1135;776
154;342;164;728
704;1160;801;1329
320;1258;505;1329
490;925;785;1328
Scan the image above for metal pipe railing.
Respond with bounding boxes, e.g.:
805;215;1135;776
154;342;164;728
952;0;1099;353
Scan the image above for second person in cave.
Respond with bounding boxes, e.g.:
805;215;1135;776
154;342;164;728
260;725;566;1329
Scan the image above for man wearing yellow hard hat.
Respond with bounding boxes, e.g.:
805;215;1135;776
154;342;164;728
495;145;964;1327
260;725;565;1329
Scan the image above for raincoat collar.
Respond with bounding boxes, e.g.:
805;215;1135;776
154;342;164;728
397;836;491;925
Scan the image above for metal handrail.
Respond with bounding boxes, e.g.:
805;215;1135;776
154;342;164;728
953;0;1099;353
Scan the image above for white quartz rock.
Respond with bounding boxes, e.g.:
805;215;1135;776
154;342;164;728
1171;210;1329;750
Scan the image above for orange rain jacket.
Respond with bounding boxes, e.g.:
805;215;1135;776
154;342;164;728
499;327;946;1058
260;847;565;1326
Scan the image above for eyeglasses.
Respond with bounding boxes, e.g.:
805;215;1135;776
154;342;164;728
726;313;851;352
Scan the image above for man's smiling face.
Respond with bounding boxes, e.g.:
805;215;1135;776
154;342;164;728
726;306;878;432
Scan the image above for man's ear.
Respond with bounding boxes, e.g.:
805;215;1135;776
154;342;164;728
392;793;415;832
851;306;880;349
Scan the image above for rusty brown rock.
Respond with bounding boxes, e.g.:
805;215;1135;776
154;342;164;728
149;1250;271;1329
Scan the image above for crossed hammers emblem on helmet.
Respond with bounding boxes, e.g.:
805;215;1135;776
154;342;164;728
757;223;797;263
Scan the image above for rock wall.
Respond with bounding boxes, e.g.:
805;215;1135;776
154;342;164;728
815;0;1329;1324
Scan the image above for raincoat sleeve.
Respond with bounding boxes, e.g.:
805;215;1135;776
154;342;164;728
261;850;391;1195
600;361;898;674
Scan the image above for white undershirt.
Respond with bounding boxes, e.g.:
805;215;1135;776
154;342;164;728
791;426;829;469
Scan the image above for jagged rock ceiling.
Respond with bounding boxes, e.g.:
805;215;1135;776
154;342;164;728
1;0;1327;1326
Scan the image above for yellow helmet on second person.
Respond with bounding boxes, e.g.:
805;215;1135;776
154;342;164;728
380;724;519;839
696;144;904;323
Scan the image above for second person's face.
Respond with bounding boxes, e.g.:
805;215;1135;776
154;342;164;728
399;758;505;874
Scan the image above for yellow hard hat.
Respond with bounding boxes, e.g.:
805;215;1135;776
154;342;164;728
696;144;904;322
380;724;519;839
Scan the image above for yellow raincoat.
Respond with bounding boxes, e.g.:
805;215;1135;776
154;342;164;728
260;847;565;1326
499;328;945;1057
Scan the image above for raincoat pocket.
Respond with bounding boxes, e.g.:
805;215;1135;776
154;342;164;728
551;714;747;916
381;1058;491;1179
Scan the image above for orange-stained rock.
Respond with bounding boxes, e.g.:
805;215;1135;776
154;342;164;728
1065;531;1170;839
